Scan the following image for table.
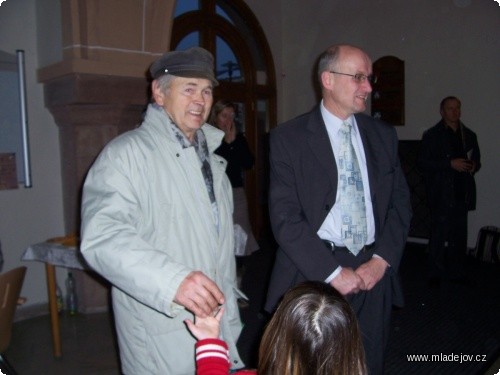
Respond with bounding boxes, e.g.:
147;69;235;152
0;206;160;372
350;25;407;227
22;241;88;358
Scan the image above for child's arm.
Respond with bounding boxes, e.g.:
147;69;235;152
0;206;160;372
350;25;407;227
185;305;224;340
186;307;232;375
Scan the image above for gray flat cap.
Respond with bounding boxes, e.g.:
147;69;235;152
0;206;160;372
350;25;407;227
149;47;218;86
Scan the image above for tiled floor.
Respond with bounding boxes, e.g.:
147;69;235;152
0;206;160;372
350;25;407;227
384;244;500;375
4;311;120;374
3;241;500;375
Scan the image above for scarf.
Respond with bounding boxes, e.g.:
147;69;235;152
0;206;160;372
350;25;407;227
168;115;220;232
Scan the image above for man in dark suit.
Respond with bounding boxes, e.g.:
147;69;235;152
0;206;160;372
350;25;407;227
418;96;481;285
265;44;412;375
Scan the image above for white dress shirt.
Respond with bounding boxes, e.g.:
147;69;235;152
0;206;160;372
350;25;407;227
317;100;377;281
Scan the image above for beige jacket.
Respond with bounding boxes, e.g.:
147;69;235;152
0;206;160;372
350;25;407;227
81;104;244;374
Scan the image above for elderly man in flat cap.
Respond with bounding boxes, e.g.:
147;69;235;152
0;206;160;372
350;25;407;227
80;47;245;374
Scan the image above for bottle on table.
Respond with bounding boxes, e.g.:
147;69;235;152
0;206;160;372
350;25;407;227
56;284;64;314
65;272;78;315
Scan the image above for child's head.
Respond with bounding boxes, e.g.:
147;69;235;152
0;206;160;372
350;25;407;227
258;281;366;375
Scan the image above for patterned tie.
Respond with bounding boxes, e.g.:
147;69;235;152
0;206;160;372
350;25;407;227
338;121;367;255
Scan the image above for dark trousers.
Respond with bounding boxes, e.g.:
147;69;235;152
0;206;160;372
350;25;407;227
335;249;393;375
428;205;468;279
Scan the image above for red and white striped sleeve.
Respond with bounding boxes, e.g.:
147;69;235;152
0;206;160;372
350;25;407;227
195;338;230;375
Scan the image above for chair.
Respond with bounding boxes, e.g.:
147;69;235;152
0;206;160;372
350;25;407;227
468;226;500;264
0;267;27;375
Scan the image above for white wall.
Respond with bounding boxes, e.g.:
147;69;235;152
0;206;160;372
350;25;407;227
0;0;498;311
0;0;65;309
36;0;62;67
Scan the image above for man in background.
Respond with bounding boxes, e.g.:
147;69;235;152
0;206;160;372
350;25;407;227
418;96;481;285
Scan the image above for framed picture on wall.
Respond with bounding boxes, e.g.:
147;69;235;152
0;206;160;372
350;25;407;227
371;56;405;126
0;49;31;188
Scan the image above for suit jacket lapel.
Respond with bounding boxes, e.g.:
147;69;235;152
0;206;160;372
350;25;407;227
307;107;338;197
355;114;379;202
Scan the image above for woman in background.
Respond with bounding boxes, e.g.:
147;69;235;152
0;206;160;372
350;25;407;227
210;100;259;287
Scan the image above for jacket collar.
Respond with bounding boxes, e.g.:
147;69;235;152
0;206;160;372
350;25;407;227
307;106;339;190
144;103;224;153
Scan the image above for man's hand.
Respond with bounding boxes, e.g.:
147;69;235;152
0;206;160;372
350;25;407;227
355;257;389;290
330;267;366;295
185;306;224;341
223;123;237;143
451;158;474;173
174;271;225;318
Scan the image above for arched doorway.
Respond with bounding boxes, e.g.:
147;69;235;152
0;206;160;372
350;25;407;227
171;0;277;240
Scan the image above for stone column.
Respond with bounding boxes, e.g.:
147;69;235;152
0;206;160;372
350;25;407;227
38;0;175;234
37;0;175;312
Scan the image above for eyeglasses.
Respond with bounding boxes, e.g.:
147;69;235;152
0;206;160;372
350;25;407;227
329;71;377;85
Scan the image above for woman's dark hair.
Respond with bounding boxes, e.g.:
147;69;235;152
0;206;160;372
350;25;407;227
258;281;367;375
